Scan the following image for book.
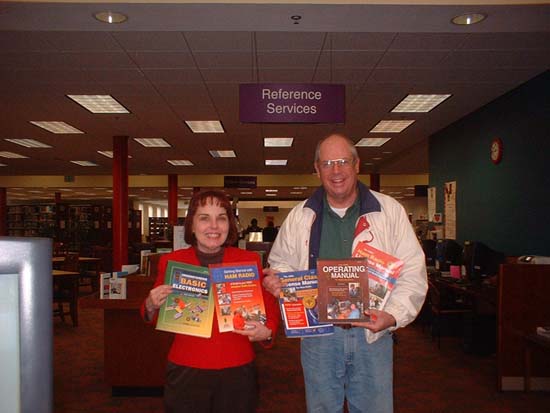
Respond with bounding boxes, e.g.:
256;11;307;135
317;258;369;323
209;261;267;333
352;242;404;311
155;261;214;338
278;269;334;338
139;250;152;273
99;272;127;299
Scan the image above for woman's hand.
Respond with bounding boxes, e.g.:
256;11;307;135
262;267;281;297
144;284;173;320
232;321;272;342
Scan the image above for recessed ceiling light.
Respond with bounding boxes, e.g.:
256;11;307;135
265;189;278;193
209;150;236;158
293;186;308;190
264;137;294;147
372;157;383;160
355;138;391;147
240;191;253;195
364;162;374;166
134;138;171;147
0;163;7;167
290;191;303;195
93;11;128;24
392;94;451;113
383;151;392;154
30;121;84;134
185;120;224;133
5;138;52;148
266;193;277;197
265;159;287;166
0;151;28;158
67;95;130;114
451;13;486;25
370;120;414;133
167;160;194;166
70;160;98;166
97;151;132;158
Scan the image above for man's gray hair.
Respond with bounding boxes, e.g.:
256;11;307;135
314;134;358;163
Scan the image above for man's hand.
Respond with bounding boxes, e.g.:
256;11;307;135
262;268;281;297
350;309;396;333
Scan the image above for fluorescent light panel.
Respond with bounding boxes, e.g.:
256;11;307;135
30;121;84;134
392;94;451;113
5;138;52;148
134;138;171;147
67;95;130;114
167;160;194;166
355;137;391;147
265;159;287;166
70;161;98;166
265;189;278;193
97;151;132;158
185;120;224;133
264;137;294;147
370;120;414;133
209;150;236;158
0;151;28;158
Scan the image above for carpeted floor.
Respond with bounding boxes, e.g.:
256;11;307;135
53;308;550;412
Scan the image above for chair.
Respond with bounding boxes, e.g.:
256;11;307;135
428;280;472;349
53;253;80;326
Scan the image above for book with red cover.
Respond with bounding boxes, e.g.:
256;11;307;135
209;261;267;333
317;258;369;323
352;242;404;311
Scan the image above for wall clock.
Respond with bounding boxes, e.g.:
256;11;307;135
490;138;503;164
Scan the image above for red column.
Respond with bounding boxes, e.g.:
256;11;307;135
168;174;178;226
112;136;129;271
55;191;61;203
369;173;380;192
0;188;6;236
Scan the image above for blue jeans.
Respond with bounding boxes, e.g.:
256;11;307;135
301;327;393;413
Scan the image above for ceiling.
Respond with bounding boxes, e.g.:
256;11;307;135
0;1;549;202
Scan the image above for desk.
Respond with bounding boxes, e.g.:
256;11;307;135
53;256;101;291
524;333;550;391
52;270;80;326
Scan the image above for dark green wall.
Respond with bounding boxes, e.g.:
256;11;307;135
429;70;550;256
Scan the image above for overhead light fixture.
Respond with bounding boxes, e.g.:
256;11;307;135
5;138;52;148
370;120;414;133
93;11;128;24
293;186;308;190
264;137;294;147
185;120;224;133
392;94;451;113
67;95;130;114
0;163;6;167
265;189;278;193
70;160;98;166
0;151;28;158
30;121;84;134
355;137;391;147
451;13;486;26
266;193;277;197
290;191;303;195
134;138;171;147
167;160;194;166
372;157;383;161
240;191;253;195
209;150;236;158
97;151;132;158
265;159;287;166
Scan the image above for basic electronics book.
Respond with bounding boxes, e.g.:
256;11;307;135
317;258;370;323
155;261;214;338
352;242;404;311
278;269;334;338
209;261;267;333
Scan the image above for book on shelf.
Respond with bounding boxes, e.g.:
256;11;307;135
317;258;370;323
352;242;404;311
278;269;334;338
209;261;267;333
100;272;128;299
155;261;214;338
139;250;152;273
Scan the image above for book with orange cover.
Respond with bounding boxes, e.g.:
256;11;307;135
352;242;404;310
317;258;369;323
209;261;267;333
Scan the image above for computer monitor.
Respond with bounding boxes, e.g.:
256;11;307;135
435;239;463;271
462;241;505;281
421;239;437;267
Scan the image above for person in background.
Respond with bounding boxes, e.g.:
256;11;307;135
141;190;280;413
262;220;279;242
245;218;262;235
263;134;427;413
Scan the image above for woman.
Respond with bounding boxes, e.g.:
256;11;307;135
141;190;280;413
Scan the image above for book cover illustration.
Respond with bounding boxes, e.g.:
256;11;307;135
209;261;267;333
100;272;127;299
352;242;404;311
317;258;369;323
278;269;334;338
156;261;214;338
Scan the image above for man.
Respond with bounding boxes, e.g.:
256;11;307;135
263;134;427;413
262;221;279;242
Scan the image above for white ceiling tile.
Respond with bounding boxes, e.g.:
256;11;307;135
112;32;189;51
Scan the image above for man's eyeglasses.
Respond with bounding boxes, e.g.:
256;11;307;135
318;158;355;169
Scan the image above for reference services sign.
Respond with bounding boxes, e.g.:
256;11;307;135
239;83;345;123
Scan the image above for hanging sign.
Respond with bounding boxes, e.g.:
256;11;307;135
239;83;345;123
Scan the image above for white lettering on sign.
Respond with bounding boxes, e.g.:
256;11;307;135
261;89;322;101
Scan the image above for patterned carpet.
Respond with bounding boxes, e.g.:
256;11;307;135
54;309;550;412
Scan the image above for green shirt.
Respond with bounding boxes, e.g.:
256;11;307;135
318;195;360;260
